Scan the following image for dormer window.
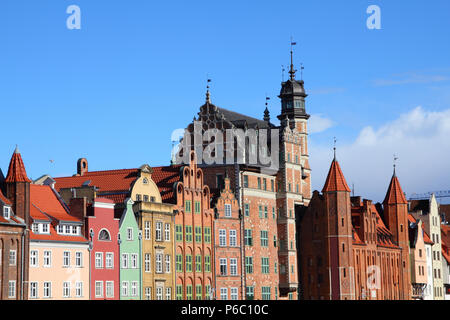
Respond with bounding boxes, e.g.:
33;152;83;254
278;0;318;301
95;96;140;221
41;223;50;234
3;206;11;219
32;223;39;233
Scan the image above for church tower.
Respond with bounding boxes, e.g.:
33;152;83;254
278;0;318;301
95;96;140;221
383;169;411;299
276;47;311;298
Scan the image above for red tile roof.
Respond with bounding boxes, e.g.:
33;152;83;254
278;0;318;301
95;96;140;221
30;226;88;243
30;185;79;222
54;168;138;193
383;174;407;205
408;214;433;245
0;189;11;205
152;165;183;203
5;148;31;183
322;159;351;193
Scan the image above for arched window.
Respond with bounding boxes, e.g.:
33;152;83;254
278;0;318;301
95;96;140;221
99;229;111;241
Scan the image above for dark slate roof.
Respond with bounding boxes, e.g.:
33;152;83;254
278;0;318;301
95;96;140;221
409;200;430;214
216;107;274;129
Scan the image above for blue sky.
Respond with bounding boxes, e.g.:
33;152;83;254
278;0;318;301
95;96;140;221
1;0;450;202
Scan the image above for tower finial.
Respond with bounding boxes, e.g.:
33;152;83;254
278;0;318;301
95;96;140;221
14;144;19;154
264;96;270;122
300;63;304;81
393;154;398;176
206;77;211;103
333;137;337;160
289;38;297;80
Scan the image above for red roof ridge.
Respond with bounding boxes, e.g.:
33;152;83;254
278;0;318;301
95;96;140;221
383;174;407;205
322;159;351;193
5;148;31;183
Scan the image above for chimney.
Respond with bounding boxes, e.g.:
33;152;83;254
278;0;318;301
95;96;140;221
77;158;88;176
350;196;361;207
69;197;87;221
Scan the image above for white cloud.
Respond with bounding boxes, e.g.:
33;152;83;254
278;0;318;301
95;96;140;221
309;106;450;202
308;114;334;134
373;73;450;87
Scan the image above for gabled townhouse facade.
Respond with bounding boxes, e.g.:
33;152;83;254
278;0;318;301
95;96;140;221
213;176;242;300
119;198;142;300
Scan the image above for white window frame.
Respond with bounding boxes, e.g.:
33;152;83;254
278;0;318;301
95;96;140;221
156;222;163;241
3;206;11;219
122;253;129;269
144;221;151;240
8;280;16;298
220;287;228;300
122;281;129;297
95;281;104;298
43;282;52;298
219;229;227;247
131;253;138;269
63;251;71;267
43;250;52;267
164;223;170;241
220;258;227;276
131;281;138;297
95;252;103;269
145;287;152;300
106;281;114;298
224;204;232;217
230;287;238;300
156;253;163;273
106;252;114;269
127;228;133;241
76;282;83;297
145;253;151;272
9;250;16;266
230;258;238;276
29;282;38;299
166;287;171;300
30;250;38;267
156;286;163;300
63;282;71;298
75;251;83;267
165;254;171;273
229;230;237;247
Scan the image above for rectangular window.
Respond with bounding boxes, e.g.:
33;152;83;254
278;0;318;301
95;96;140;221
43;282;51;298
185;200;191;213
95;281;103;298
176;285;183;300
43;251;51;267
175;225;183;242
166;287;172;300
30;250;38;267
185;226;193;242
271;180;274;191
145;253;151;272
63;282;71;298
122;253;129;269
219;229;227;246
245;256;253;274
165;254;171;273
145;221;151;240
76;252;83;267
196;285;202;300
260;231;268;247
127;228;133;241
229;229;237;247
257;178;261;189
195;255;202;272
194;201;201;214
63;251;71;267
220;288;228;300
186;285;193;300
264;206;268;218
220;258;227;276
155;286;162;300
143;195;149;202
106;281;114;298
9;250;16;266
186;255;192;272
231;288;238;300
205;255;211;272
230;258;238;275
262;257;270;274
145;287;152;300
259;205;263;218
224;204;232;217
75;282;83;298
122;281;129;297
176;254;183;272
105;252;113;269
244;229;253;246
131;282;138;297
243;175;249;188
156;253;163;273
156;222;163;241
165;223;170;241
204;227;211;243
8;281;16;298
3;206;11;219
272;207;276;219
195;226;202;243
244;203;250;217
262;286;271;300
30;282;38;299
95;252;103;269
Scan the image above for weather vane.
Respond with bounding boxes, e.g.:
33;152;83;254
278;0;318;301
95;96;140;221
393;154;399;174
333;137;337;159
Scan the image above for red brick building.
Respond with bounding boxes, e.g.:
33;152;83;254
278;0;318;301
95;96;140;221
152;151;215;300
176;52;309;300
0;147;30;300
298;156;411;300
212;176;242;300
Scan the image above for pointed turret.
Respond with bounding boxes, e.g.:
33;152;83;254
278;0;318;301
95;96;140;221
322;159;351;193
383;174;407;205
6;146;31;183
